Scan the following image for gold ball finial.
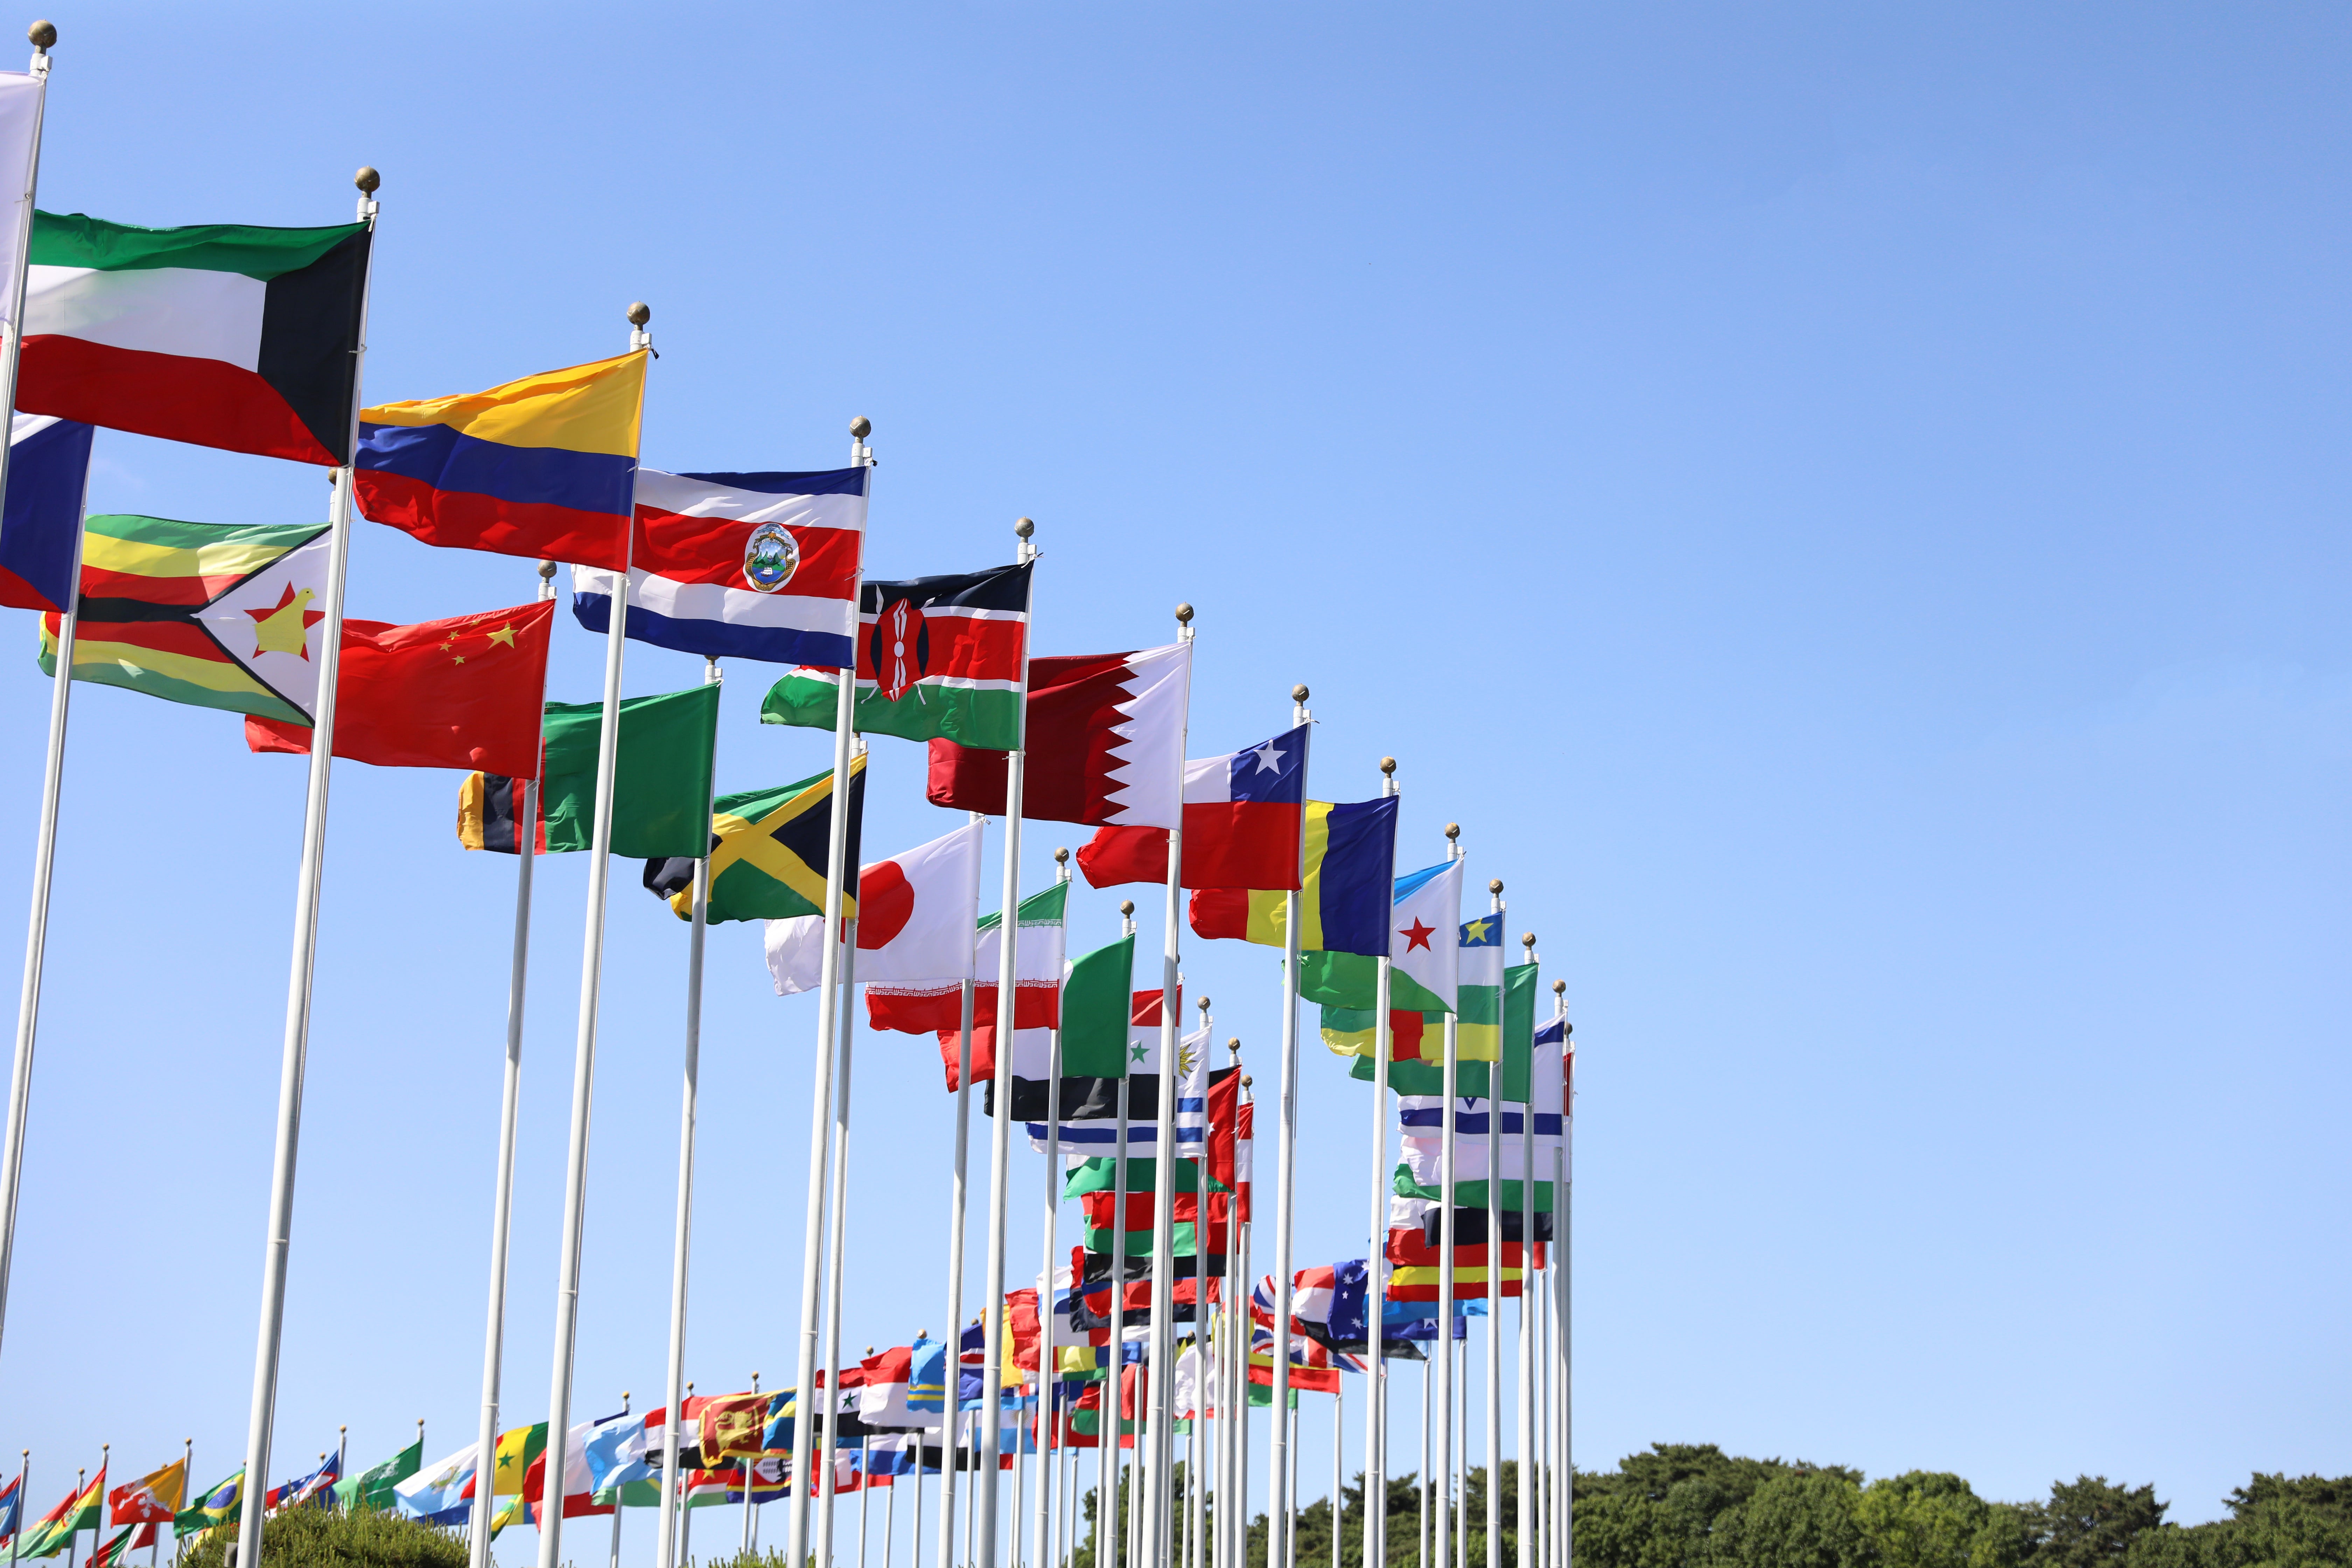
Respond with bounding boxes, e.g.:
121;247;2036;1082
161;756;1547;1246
1014;516;1034;539
1552;979;1566;994
354;166;380;194
1521;932;1536;951
1054;845;1069;864
1227;1036;1241;1051
26;21;54;49
1291;684;1309;703
1489;877;1504;896
1196;995;1210;1013
622;1391;631;1401
1445;822;1461;841
850;416;872;440
537;558;558;581
1119;899;1135;917
1241;1074;1254;1087
1175;602;1195;625
338;1424;347;1434
625;301;651;327
1380;756;1396;776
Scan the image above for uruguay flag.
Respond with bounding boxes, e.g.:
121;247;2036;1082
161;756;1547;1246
1075;722;1309;890
0;414;94;612
574;467;864;667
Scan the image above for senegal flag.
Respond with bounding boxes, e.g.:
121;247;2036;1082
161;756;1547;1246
37;513;330;723
17;211;371;465
642;754;867;924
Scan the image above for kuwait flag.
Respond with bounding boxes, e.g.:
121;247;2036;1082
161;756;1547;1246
762;561;1033;750
764;819;982;996
1076;723;1310;891
574;467;866;667
926;643;1191;827
18;211;371;465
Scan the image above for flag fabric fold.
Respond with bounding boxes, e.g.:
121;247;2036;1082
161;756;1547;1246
1186;796;1400;954
761;562;1034;748
458;683;720;858
573;467;866;667
1076;723;1309;891
0;413;93;612
356;351;646;570
766;820;982;997
643;754;866;924
926;644;1190;827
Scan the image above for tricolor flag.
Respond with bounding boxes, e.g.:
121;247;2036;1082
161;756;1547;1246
762;562;1034;749
356;351;646;571
19;1467;100;1560
1076;724;1311;891
0;414;93;612
18;211;371;465
927;644;1191;828
766;820;983;997
573;467;865;667
1186;796;1400;954
857;1342;946;1432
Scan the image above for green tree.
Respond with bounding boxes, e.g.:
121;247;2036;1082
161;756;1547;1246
1707;1470;1874;1568
2028;1477;2169;1568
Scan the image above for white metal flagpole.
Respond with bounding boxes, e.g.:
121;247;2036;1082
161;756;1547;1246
1429;824;1463;1568
654;657;723;1568
786;416;875;1568
1108;898;1136;1568
936;811;983;1568
1515;936;1536;1568
0;23;61;1381
466;560;558;1568
1265;682;1313;1568
1483;882;1503;1568
1553;983;1571;1568
1143;609;1198;1568
1029;847;1072;1568
233;169;381;1564
533;303;652;1568
816;907;864;1568
974;516;1038;1568
1363;755;1399;1568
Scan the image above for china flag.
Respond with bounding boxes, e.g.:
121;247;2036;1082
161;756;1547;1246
244;599;555;776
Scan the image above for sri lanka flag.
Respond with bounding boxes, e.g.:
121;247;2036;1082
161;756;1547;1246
16;212;370;465
355;352;646;571
1076;724;1310;891
573;467;865;667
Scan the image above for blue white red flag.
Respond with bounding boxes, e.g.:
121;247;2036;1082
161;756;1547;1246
0;414;93;612
573;467;864;667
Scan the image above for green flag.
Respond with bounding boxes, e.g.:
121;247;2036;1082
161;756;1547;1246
1499;962;1540;1102
331;1439;421;1512
645;753;868;923
457;684;721;859
172;1470;242;1539
1058;933;1135;1077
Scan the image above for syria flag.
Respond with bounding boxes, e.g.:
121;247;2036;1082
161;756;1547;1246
1076;723;1308;890
926;644;1190;828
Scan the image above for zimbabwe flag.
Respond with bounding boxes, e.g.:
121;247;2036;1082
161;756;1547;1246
39;513;330;723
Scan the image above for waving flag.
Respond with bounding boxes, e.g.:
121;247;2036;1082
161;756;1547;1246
766;820;982;997
764;561;1034;747
264;1451;337;1513
106;1459;183;1527
87;1524;154;1568
18;212;370;464
1186;796;1399;954
37;513;328;722
392;1446;476;1526
0;414;92;612
171;1471;239;1539
644;756;864;924
573;467;864;667
332;1440;420;1513
0;1470;21;1541
927;644;1191;828
356;351;645;570
1076;723;1310;891
871;878;1066;1048
21;1466;102;1559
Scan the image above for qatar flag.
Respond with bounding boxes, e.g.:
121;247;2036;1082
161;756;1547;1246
764;820;982;995
1074;722;1308;890
925;644;1190;828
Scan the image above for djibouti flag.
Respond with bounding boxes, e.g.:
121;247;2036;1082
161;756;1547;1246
18;211;371;465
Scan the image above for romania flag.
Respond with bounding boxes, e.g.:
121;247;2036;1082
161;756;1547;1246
1186;795;1398;955
355;350;646;571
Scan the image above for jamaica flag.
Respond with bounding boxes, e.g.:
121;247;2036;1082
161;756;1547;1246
643;753;867;923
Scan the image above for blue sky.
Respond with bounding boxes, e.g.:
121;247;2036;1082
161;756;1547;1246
0;0;2344;1547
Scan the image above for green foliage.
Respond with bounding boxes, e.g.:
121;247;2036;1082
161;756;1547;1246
2028;1477;2170;1568
177;1507;467;1568
1710;1471;1873;1568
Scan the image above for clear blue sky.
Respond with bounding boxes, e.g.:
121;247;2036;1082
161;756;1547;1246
0;0;2343;1545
